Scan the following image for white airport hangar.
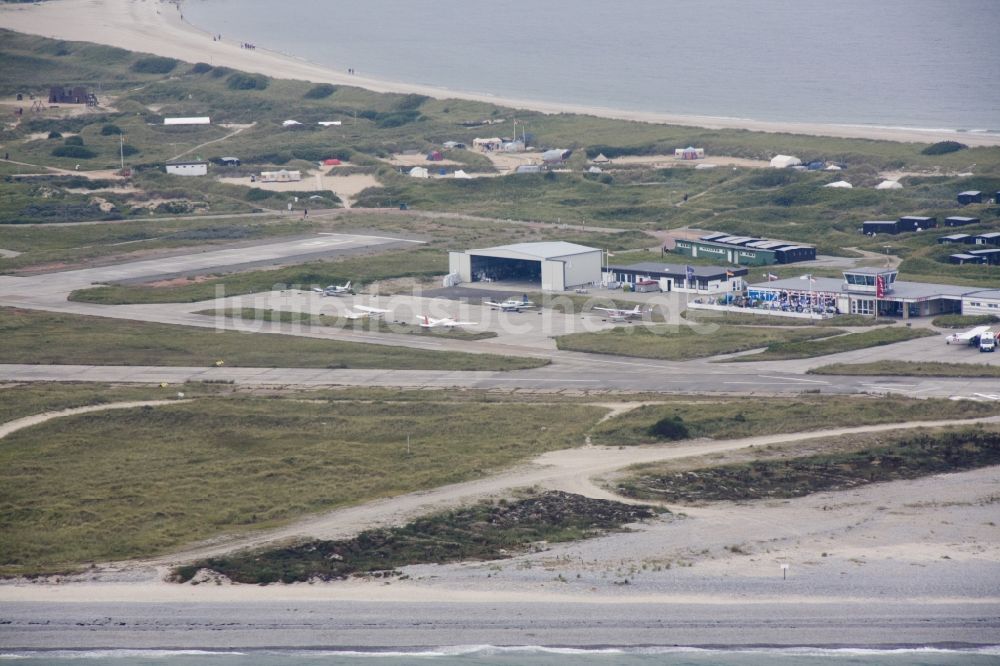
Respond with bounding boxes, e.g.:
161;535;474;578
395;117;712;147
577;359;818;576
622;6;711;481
449;242;602;291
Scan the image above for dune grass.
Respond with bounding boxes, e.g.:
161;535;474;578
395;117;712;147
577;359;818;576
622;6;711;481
614;426;1000;502
589;394;1000;446
0;307;544;371
728;327;936;362
555;324;838;361
808;361;1000;378
0;396;606;574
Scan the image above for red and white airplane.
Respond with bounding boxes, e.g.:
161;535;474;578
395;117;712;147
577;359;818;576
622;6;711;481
417;315;477;329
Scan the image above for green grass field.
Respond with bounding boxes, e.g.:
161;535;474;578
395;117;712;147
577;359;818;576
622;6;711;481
0;307;544;370
682;310;893;327
202;308;497;340
555;324;838;360
0;396;606;574
614;426;1000;502
728;327;936;362
808;361;1000;377
589;394;1000;445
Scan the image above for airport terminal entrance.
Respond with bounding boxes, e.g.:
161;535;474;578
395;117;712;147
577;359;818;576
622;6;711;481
470;255;541;284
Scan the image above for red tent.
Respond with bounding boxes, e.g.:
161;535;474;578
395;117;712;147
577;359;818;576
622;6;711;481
323;158;342;166
426;151;443;161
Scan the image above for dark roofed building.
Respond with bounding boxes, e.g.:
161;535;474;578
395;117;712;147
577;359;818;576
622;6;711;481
938;233;972;245
49;86;90;104
957;190;982;205
898;215;937;231
950;254;985;265
673;232;816;265
974;232;1000;246
863;220;899;235
969;249;1000;265
944;216;980;227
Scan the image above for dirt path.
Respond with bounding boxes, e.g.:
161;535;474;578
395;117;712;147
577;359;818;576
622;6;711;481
126;414;1000;573
0;399;189;440
168;123;255;162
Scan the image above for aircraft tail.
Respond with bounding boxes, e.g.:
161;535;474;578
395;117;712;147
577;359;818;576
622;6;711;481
344;281;351;290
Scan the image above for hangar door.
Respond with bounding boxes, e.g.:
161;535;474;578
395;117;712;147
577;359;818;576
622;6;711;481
541;260;565;291
469;254;541;283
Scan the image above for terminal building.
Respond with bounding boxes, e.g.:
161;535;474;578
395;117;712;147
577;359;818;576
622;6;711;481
747;268;975;319
604;262;748;293
672;232;816;265
448;242;602;291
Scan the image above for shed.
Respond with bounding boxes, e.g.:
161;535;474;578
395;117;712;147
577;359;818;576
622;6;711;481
449;241;602;291
950;254;985;265
898;215;936;231
957;190;982;205
863;220;898;235
164;116;211;125
770;154;801;168
937;234;972;244
542;149;572;164
974;232;1000;246
165;161;208;176
944;216;979;227
876;180;903;190
969;249;1000;264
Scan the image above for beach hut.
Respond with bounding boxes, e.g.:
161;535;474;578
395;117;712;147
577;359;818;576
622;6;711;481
426;151;444;161
875;180;902;190
769;154;802;168
409;166;429;178
823;180;853;189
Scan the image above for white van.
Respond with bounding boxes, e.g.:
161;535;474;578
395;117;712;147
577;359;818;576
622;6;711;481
980;330;997;353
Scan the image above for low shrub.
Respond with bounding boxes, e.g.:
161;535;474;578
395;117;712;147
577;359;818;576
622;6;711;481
226;73;269;90
648;415;689;440
64;136;84;146
131;56;178;74
304;83;336;99
921;141;967;156
51;145;96;159
189;62;214;74
47;131;62;139
100;124;123;135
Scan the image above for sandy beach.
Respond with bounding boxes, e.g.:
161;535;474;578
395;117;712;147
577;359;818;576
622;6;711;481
2;0;1000;147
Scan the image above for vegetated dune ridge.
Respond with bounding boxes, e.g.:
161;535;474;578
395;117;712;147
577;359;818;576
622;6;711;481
2;0;999;147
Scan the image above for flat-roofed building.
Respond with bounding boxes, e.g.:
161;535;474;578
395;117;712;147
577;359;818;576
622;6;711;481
944;216;980;227
605;262;748;294
672;232;816;265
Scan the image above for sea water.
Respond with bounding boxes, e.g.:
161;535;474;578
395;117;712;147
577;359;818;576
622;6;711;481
180;0;1000;132
3;646;1000;665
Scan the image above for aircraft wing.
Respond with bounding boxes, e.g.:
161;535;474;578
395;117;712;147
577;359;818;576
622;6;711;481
592;307;623;315
483;301;505;308
352;305;390;314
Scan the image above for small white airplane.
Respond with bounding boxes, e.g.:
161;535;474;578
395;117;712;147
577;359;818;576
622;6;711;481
417;315;477;329
946;325;990;346
345;305;390;320
312;281;352;296
592;304;648;321
484;297;535;312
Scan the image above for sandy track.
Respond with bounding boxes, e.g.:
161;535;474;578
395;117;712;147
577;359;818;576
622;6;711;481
0;399;189;440
123;413;1000;572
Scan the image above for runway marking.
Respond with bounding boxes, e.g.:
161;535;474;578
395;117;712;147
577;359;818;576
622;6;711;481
489;378;598;383
758;375;829;384
722;381;827;386
860;382;919;388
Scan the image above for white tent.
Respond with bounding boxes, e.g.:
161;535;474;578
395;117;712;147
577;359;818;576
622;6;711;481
408;166;429;178
453;170;472;179
587;166;603;174
823;180;853;188
282;119;302;127
876;180;903;190
824;164;842;171
591;153;610;164
770;154;802;168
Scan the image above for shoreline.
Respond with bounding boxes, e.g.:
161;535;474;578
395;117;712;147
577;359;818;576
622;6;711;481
0;0;998;146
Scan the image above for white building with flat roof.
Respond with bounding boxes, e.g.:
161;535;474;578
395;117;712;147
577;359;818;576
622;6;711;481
449;241;602;291
165;161;208;176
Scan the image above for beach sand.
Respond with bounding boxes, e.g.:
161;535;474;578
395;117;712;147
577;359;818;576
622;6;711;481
2;0;999;147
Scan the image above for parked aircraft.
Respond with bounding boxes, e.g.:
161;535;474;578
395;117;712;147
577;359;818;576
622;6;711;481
946;325;990;346
484;296;536;312
417;315;477;328
312;281;352;296
592;304;648;321
345;305;390;320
